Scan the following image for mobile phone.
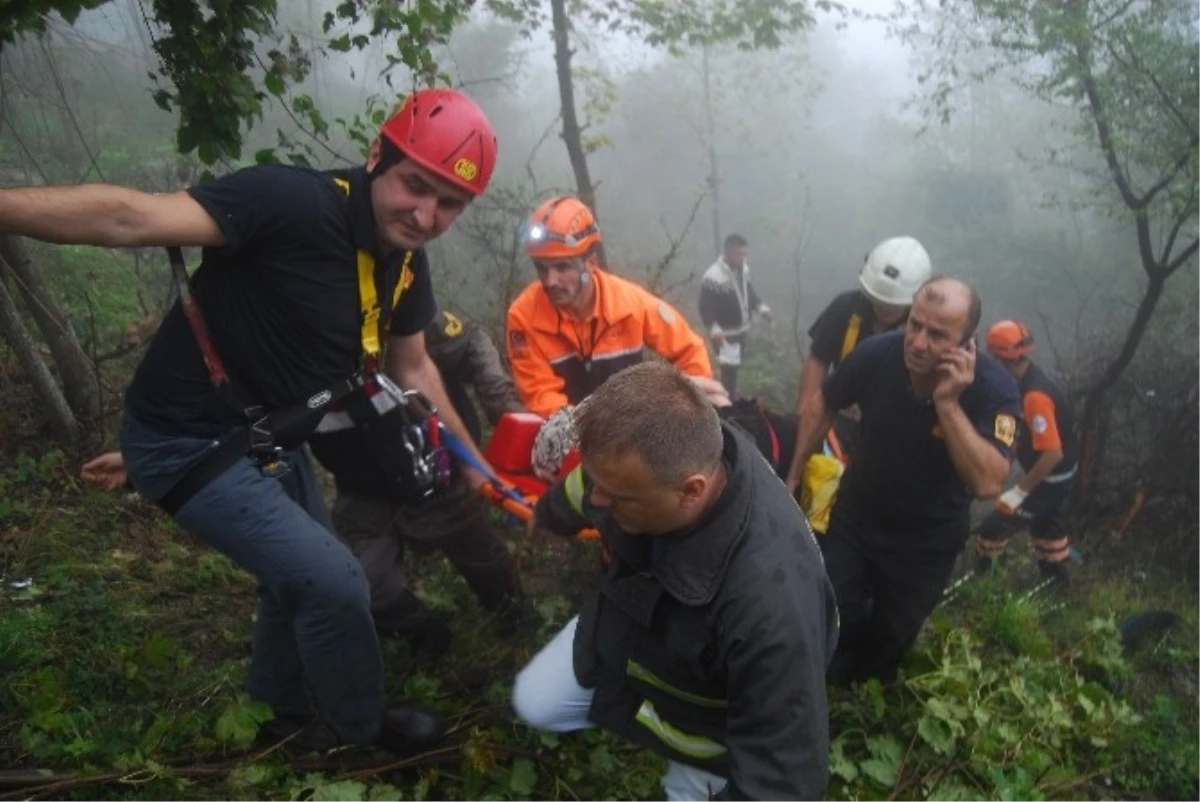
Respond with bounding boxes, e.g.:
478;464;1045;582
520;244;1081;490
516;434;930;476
960;332;977;349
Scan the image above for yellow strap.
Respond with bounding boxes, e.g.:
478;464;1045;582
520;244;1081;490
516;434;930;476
840;313;862;362
357;250;382;357
334;177;414;359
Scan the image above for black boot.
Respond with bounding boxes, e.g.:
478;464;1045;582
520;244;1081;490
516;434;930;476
255;715;340;755
1038;560;1070;588
376;703;446;755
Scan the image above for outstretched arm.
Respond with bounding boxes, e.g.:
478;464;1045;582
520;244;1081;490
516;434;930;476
0;185;223;248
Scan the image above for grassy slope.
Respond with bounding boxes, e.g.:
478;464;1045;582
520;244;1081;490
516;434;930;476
0;445;1195;801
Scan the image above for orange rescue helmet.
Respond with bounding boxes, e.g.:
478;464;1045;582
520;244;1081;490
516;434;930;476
524;196;602;260
379;88;497;197
986;319;1035;361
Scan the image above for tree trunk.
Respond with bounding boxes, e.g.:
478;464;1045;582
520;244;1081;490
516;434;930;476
0;235;101;422
1078;272;1165;492
549;0;608;264
0;270;79;445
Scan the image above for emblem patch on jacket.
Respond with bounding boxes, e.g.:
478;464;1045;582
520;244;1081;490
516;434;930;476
443;311;464;337
994;414;1017;447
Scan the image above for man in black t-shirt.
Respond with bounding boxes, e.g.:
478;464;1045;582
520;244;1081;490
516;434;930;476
789;277;1021;682
0;88;498;753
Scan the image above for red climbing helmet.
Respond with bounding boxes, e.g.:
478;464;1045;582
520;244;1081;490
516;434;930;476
379;88;498;196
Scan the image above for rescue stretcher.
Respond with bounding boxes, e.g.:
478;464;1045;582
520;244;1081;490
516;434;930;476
472;411;848;539
473;412;600;540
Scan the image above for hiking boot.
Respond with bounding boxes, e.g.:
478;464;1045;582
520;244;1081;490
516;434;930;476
376;703;446;755
1037;560;1070;588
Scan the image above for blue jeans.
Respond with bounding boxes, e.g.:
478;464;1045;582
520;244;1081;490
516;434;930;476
120;413;384;744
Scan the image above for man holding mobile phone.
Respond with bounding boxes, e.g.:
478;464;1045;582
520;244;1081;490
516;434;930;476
789;277;1021;682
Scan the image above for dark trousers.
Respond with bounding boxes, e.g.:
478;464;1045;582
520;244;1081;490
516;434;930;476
822;495;966;682
331;477;519;632
977;479;1074;569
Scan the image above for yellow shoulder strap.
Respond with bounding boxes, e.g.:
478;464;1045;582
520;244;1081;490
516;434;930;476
334;177;415;360
840;313;862;362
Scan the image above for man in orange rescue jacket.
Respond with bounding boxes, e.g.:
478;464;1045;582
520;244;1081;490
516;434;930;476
506;196;713;421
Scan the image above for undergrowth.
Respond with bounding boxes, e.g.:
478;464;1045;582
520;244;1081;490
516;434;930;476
0;448;1196;800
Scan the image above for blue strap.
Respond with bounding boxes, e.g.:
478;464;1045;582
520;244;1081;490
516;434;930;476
437;423;529;506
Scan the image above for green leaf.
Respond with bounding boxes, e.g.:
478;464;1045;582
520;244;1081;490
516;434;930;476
214;696;274;748
313;780;367;801
861;735;902;786
918;712;957;756
264;71;286;96
588;744;617;773
860;757;899;788
509;758;537;796
928;779;980;801
829;738;859;783
367;783;403;801
230;763;278;788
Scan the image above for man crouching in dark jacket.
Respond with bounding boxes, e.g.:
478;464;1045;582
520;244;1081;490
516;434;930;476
512;361;838;800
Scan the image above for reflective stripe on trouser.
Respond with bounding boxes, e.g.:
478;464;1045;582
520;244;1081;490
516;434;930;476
513;616;726;801
1033;536;1070;563
976;536;1011;558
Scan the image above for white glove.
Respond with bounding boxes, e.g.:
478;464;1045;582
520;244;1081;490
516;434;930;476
532;406;577;482
996;485;1028;515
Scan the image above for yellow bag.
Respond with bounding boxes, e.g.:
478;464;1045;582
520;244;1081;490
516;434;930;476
800;454;844;534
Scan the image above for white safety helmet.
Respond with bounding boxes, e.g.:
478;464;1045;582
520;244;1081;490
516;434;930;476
859;236;932;307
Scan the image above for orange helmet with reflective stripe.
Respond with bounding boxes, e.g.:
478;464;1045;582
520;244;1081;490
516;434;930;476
524;196;602;260
986;319;1035;361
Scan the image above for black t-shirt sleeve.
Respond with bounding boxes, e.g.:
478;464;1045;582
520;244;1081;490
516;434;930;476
807;292;853;363
388;249;437;337
186;165;333;255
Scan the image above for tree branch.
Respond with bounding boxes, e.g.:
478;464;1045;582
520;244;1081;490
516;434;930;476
1073;23;1159;277
1164;237;1198;276
1100;31;1198;210
1159;207;1192;267
524;114;561;188
645;184;709;297
1073;28;1141;210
